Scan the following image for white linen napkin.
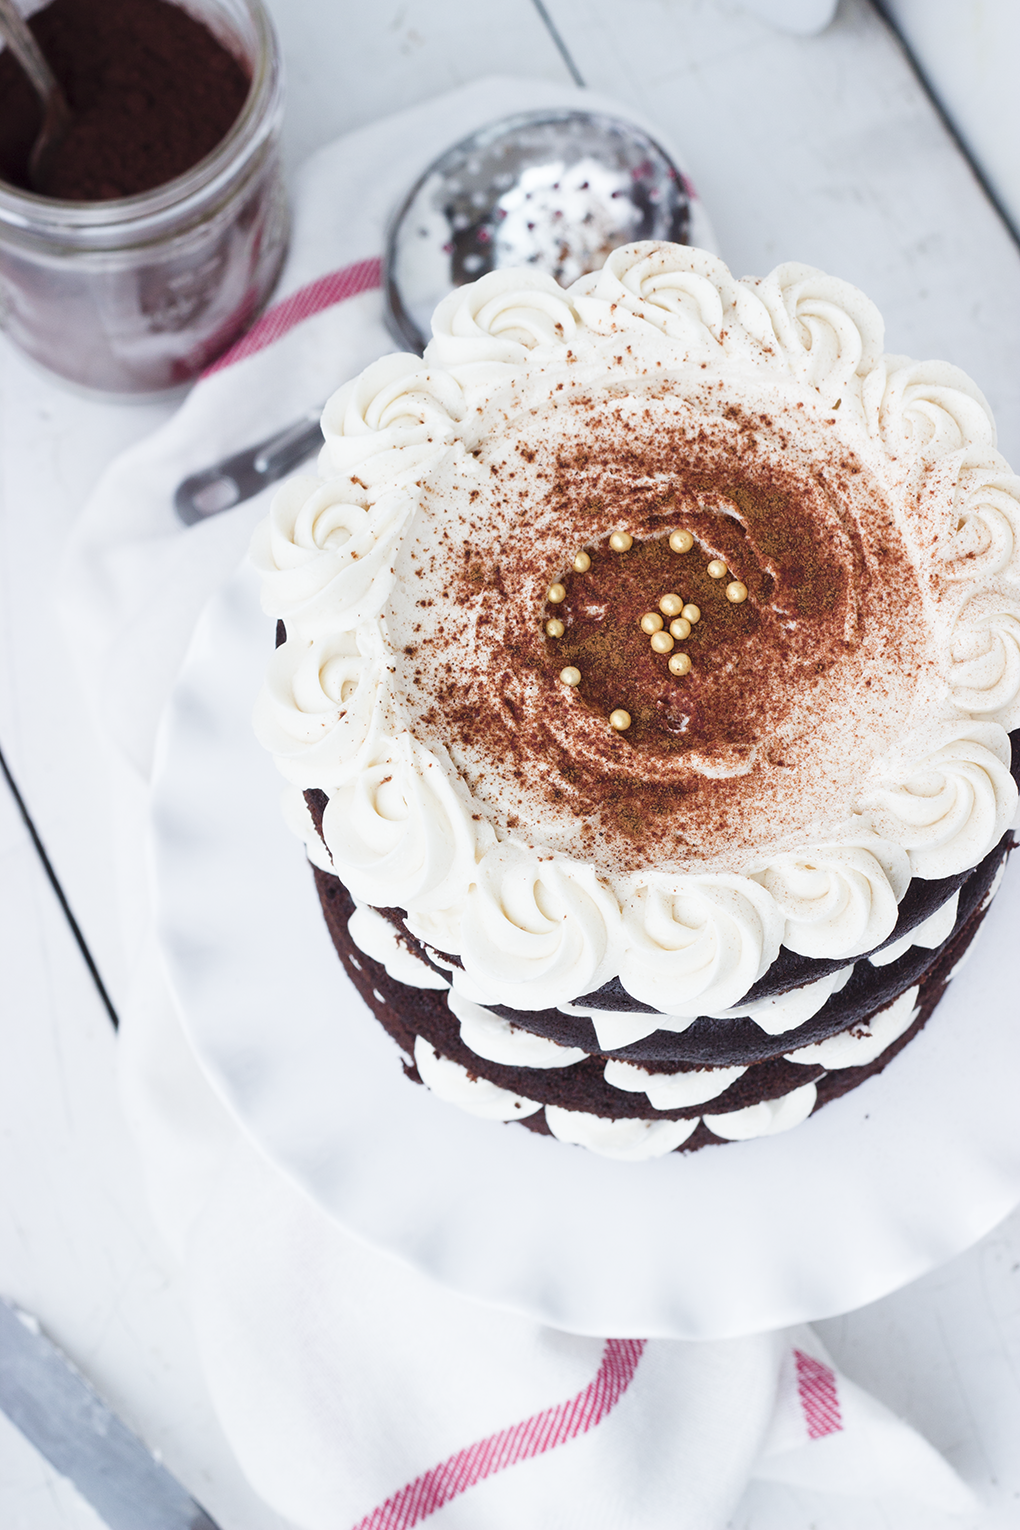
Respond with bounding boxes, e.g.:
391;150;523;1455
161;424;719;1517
59;78;979;1530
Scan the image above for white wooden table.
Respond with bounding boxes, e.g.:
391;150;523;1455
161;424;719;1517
2;2;1019;1525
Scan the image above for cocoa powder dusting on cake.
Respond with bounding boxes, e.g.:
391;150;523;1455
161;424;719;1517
391;382;934;873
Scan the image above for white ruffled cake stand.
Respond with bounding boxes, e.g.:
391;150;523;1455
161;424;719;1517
149;561;1020;1339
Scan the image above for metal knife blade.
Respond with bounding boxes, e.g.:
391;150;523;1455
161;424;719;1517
0;1298;221;1530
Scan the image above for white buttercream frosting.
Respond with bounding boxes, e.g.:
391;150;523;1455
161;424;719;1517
556;1002;672;1051
868;893;959;967
945;588;1020;730
457;844;620;1012
784;986;920;1070
447;990;588;1068
703;1082;818;1141
603;1059;746;1109
320;354;465;490
250;478;412;634
857;724;1017;880
931;453;1020;583
412;1037;541;1120
347;905;449;990
279;785;334;875
751;841;909;960
321;737;492;912
864;356;996;460
254;243;1018;1030
616;873;783;1017
425;268;579;386
714;963;855;1035
543;1106;699;1160
253;627;389;789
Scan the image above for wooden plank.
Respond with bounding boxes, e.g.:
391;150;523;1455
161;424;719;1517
0;0;574;1011
271;0;575;178
544;0;1020;463
0;340;175;1007
0;778;293;1529
0;8;578;1524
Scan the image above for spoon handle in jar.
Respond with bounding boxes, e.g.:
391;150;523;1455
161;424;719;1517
173;411;323;526
0;0;64;111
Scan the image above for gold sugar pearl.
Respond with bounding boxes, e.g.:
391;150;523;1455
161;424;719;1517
650;631;675;654
573;550;591;573
659;592;684;617
669;530;694;554
640;611;664;635
669;616;692;640
681;603;701;624
609;531;633;552
726;581;749;604
547;582;567;603
560;666;582;687
707;559;728;579
546;618;565;638
669;652;692;677
609;708;632;731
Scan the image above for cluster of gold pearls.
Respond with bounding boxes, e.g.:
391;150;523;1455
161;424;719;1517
637;589;702;666
544;527;748;733
702;554;749;605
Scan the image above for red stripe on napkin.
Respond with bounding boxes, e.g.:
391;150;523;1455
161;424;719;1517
202;256;384;376
794;1349;842;1439
351;1337;646;1530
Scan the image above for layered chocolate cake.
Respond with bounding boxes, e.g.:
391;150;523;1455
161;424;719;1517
252;242;1019;1159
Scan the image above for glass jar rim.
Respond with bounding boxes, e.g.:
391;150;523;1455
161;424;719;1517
0;0;281;241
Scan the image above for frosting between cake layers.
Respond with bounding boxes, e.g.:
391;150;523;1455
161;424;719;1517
253;245;1020;1019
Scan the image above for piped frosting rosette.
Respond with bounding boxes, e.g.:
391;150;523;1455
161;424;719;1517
252;624;392;790
922;450;1020;584
250;476;413;636
616;874;784;1020
424;268;580;389
750;839;910;960
321;735;494;915
856;724;1018;879
319;354;466;491
253;242;1020;1028
455;844;621;1011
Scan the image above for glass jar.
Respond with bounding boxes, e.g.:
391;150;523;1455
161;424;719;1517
0;0;288;396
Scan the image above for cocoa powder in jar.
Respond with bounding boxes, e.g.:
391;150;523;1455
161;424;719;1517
0;0;250;199
0;0;287;394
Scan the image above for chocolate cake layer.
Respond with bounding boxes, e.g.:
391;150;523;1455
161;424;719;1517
307;769;1011;1068
487;835;1011;1065
311;853;998;1151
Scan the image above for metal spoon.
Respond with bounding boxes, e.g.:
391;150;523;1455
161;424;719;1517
174;108;689;525
0;0;71;192
384;108;688;352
